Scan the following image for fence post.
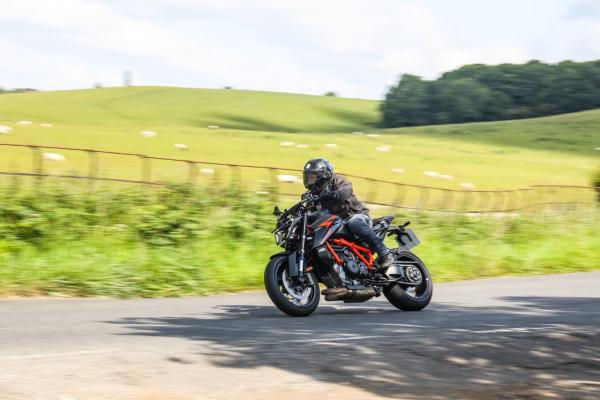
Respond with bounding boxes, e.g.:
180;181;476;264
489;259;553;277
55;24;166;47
30;145;43;187
392;184;406;209
268;168;280;203
416;187;430;210
187;161;198;185
441;189;453;212
86;150;99;187
140;155;152;184
365;178;378;204
230;165;242;189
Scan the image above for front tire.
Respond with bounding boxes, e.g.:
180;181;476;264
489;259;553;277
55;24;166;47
264;255;320;317
383;251;433;311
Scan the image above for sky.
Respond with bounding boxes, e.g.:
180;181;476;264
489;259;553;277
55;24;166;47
1;0;600;99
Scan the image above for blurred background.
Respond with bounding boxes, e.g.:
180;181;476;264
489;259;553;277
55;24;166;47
0;0;598;297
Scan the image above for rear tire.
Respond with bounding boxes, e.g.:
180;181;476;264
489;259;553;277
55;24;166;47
383;251;433;311
264;255;320;317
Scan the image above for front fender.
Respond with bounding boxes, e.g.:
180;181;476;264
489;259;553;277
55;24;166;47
269;251;299;278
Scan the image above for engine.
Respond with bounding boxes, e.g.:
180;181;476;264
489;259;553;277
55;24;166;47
340;248;369;278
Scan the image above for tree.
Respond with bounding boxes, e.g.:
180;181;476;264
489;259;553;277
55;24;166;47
380;59;600;127
380;74;432;127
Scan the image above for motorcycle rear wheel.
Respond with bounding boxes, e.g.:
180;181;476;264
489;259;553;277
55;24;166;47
264;255;320;317
383;251;433;311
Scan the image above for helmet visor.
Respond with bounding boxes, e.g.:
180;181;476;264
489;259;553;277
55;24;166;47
304;171;319;187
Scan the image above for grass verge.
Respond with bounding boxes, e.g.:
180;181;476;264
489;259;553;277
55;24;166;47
0;184;598;297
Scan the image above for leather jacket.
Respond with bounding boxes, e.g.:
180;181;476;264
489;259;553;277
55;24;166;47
312;174;369;218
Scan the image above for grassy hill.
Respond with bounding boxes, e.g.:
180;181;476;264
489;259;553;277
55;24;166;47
0;86;598;192
0;86;380;132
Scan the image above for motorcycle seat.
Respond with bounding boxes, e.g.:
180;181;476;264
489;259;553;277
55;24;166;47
372;215;394;225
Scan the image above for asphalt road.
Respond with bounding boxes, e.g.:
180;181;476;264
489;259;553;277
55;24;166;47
1;272;599;400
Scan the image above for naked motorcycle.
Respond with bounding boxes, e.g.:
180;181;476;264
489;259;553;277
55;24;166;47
264;193;432;317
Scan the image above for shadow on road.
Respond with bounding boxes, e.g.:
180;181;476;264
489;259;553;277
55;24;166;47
109;296;600;399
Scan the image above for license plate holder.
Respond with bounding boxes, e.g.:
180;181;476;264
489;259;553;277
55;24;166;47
395;229;420;251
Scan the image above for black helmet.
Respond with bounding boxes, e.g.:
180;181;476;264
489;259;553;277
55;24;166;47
303;158;334;191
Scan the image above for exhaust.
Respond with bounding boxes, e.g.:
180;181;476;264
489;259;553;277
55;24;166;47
322;287;376;303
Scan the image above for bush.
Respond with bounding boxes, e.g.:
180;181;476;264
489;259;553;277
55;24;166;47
0;182;598;298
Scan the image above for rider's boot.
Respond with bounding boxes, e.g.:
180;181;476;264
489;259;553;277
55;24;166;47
376;250;395;272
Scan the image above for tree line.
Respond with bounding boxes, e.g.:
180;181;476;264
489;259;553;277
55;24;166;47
0;87;37;94
381;60;600;127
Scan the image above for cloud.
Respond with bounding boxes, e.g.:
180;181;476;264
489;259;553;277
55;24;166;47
0;0;599;98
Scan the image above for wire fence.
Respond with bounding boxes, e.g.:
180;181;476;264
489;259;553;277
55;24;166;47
1;143;598;213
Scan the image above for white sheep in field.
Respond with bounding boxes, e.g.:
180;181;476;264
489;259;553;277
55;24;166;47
296;144;309;148
424;171;439;178
376;145;391;152
140;130;156;137
280;141;295;146
391;167;405;174
207;125;220;129
174;143;188;150
43;152;66;162
460;182;476;190
40;123;53;128
325;143;338;148
199;168;215;175
277;174;301;183
18;120;32;125
366;134;380;138
0;125;12;134
439;174;454;180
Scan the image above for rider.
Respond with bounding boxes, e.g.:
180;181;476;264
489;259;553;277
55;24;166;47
302;158;395;271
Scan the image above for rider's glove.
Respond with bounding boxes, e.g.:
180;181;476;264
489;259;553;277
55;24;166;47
317;191;338;204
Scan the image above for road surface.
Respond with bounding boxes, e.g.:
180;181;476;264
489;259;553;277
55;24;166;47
1;272;599;400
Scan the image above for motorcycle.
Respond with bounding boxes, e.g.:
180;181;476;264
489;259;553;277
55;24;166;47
264;193;433;317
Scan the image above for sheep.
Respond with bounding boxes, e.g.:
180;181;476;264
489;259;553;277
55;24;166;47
40;123;53;128
376;145;391;152
140;130;156;137
0;125;12;134
460;182;476;190
174;143;188;150
325;143;338;148
391;168;405;173
424;171;439;178
199;168;215;174
277;174;301;183
43;152;66;161
280;141;295;146
18;120;32;125
207;125;220;129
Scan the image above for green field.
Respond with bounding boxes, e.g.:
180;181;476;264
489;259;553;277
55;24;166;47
0;86;598;194
0;87;599;298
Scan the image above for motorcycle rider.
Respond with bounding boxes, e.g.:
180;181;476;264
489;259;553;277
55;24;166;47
302;158;396;273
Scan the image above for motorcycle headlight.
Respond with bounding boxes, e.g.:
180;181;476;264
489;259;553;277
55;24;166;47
274;231;285;245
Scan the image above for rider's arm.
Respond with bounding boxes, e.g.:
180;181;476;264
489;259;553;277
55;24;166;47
330;175;353;202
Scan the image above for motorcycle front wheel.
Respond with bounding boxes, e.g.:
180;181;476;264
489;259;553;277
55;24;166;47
383;251;433;311
264;255;320;317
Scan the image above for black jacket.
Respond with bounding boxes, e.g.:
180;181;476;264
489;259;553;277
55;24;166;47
313;174;369;218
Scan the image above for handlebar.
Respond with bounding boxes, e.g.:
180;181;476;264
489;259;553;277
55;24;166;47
275;192;318;220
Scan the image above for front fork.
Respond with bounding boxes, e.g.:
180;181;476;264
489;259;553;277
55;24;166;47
297;212;308;275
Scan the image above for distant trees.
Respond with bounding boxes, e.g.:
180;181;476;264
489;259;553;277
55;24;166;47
324;91;337;97
381;60;600;127
0;87;37;94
